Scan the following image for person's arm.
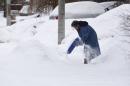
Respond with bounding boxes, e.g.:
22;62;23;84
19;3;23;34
67;37;81;54
75;38;83;46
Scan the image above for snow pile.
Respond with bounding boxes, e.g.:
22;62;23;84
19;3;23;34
11;40;50;62
0;12;11;42
89;5;130;65
7;15;49;41
0;28;11;43
34;20;58;46
87;4;130;40
50;1;105;19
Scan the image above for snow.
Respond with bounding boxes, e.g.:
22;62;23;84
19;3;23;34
50;1;105;19
0;28;11;43
99;1;117;9
0;3;130;86
0;11;11;43
19;5;30;14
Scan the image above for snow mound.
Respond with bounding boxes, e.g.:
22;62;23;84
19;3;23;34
12;40;50;62
34;20;58;46
97;4;130;18
89;4;130;64
87;4;130;40
0;28;11;43
50;1;105;19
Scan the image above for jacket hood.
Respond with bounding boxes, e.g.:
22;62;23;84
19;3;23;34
78;21;88;27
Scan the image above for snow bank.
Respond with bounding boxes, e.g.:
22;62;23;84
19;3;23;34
12;40;50;62
87;4;130;40
0;28;11;43
50;1;105;19
34;20;58;46
88;4;130;63
0;12;10;42
7;15;49;41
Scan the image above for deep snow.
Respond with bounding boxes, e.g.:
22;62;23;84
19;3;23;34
0;3;130;86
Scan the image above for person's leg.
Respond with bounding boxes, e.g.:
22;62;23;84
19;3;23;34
84;45;91;64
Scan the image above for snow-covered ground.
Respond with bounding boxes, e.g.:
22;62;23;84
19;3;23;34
0;4;130;86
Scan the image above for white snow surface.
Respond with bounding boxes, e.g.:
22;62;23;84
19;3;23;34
0;11;10;43
50;1;105;19
0;4;130;86
99;1;117;9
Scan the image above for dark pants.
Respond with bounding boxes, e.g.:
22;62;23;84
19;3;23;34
84;45;100;64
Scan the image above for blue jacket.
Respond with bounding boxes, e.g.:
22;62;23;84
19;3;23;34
78;25;101;56
79;25;99;48
67;25;101;56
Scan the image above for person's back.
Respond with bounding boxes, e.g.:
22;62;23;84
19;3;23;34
79;25;99;48
78;25;101;57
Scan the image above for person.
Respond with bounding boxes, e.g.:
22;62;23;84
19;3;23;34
67;20;101;64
